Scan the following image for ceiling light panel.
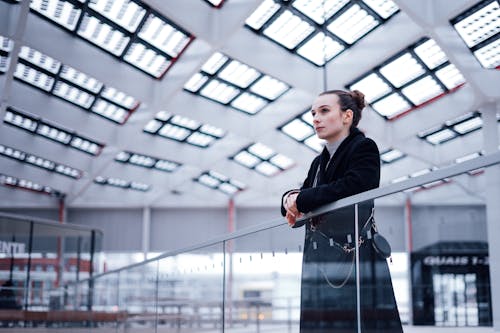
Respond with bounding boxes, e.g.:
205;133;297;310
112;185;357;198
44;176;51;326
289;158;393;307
195;171;246;196
418;112;482;145
29;0;193;78
143;112;225;148
245;0;398;66
185;52;290;114
279;109;325;152
94;176;150;192
0;173;64;198
4;107;105;156
451;0;500;69
231;142;294;177
30;0;82;31
0;144;83;179
347;37;465;119
115;150;181;172
88;0;146;33
380;148;405;164
14;46;140;124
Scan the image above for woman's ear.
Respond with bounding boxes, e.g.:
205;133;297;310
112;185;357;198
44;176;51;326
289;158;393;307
343;109;354;125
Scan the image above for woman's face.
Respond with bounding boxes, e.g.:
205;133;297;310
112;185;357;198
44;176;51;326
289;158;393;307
311;93;352;143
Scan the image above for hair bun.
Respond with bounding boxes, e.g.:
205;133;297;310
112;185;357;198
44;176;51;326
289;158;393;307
350;90;366;110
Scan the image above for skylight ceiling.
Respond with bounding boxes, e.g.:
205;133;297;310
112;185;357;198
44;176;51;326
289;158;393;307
346;37;466;119
144;111;225;148
0;144;83;179
230;142;295;177
194;170;246;196
0;173;64;198
115;151;182;173
10;44;140;124
451;0;500;69
94;176;150;192
28;0;194;78
245;0;399;66
4;107;105;156
184;52;290;115
278;109;325;152
418;112;483;145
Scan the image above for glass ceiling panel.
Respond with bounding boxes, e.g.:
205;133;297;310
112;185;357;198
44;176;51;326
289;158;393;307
195;170;246;195
418;112;482;145
292;0;349;24
143;111;225;148
379;52;426;88
231;142;294;177
29;0;193;78
88;0;146;33
14;63;55;91
60;65;103;94
263;9;315;49
0;173;64;198
4;107;105;155
138;13;191;58
185;52;290;115
452;0;499;48
14;46;140;124
18;46;61;74
296;31;345;66
347;37;465;119
326;3;379;45
30;0;82;31
451;0;500;69
380;148;405;163
0;144;83;179
246;0;398;66
115;150;181;172
77;13;130;56
362;0;398;19
245;0;280;30
473;36;500;68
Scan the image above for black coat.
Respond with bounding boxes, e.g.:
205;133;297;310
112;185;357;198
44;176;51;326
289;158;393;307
281;128;403;333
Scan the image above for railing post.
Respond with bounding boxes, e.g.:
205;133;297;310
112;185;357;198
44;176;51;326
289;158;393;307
23;221;34;311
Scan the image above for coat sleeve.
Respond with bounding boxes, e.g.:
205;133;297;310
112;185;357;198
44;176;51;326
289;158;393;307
280;156;319;216
295;138;380;214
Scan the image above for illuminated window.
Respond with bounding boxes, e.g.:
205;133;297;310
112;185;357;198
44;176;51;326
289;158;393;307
230;142;294;177
194;170;246;195
4;107;105;156
0;144;83;179
143;111;225;148
185;52;290;115
418;112;483;145
451;0;500;68
29;0;194;78
0;173;64;198
115;150;181;172
245;0;399;66
347;37;466;119
14;46;140;124
94;176;150;192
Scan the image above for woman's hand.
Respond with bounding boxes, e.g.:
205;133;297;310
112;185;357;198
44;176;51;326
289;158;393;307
284;192;302;227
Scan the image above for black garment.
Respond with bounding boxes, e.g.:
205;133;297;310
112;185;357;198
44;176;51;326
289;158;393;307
281;128;402;333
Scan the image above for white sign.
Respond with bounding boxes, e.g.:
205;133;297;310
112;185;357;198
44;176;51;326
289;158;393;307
423;255;489;266
0;240;26;254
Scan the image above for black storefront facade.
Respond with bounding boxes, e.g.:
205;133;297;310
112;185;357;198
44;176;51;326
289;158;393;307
411;241;492;326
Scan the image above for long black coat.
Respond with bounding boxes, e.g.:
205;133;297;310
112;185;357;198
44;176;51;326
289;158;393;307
281;128;403;333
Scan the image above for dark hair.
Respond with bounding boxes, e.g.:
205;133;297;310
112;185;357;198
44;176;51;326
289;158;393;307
319;89;366;128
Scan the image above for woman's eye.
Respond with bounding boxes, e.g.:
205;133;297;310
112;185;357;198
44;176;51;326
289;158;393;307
321;108;329;113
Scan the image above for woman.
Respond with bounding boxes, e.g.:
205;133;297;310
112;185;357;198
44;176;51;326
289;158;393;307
281;90;402;333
